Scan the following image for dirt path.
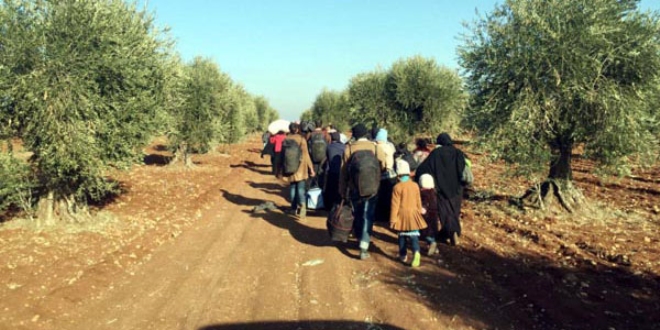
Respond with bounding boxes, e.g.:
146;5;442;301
1;137;658;330
40;146;512;330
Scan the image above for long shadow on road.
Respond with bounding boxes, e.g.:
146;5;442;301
221;185;392;260
221;156;660;329
199;320;405;330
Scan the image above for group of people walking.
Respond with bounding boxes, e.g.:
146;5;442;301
261;121;471;267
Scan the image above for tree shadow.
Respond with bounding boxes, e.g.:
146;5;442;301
143;153;172;166
574;175;660;196
221;186;387;259
246;181;287;197
220;189;265;207
229;162;273;175
377;237;660;330
244;161;270;168
198;320;405;330
87;178;128;209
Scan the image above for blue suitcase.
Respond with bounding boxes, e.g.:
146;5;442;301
306;187;324;210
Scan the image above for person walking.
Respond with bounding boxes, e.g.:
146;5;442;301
323;131;346;209
415;133;467;246
308;120;329;189
374;128;397;224
413;138;432;166
419;174;440;255
390;159;427;267
339;123;387;260
269;131;287;178
283;123;315;219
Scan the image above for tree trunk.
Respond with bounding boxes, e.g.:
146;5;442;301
171;143;194;167
36;190;55;227
549;140;573;181
520;139;584;212
36;191;88;225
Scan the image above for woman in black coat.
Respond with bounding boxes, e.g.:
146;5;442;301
415;133;467;246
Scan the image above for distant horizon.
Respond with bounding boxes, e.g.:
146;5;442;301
147;0;660;121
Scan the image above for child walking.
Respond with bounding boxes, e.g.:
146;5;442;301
419;174;441;256
390;159;427;267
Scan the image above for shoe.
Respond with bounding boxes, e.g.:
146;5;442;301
299;206;307;219
450;232;459;246
284;208;297;216
411;252;421;267
428;242;438;256
399;254;408;263
359;249;370;260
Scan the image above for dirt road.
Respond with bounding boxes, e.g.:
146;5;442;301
42;148;514;330
1;137;658;330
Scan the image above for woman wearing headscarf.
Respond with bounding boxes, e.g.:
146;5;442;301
374;128;397;223
415;133;467;246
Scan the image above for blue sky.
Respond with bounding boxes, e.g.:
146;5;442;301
145;0;660;121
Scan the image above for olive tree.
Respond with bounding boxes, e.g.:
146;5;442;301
170;56;232;166
459;0;660;211
1;0;172;223
346;70;401;137
387;56;466;137
310;89;351;132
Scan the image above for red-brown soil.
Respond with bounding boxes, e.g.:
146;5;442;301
0;136;658;330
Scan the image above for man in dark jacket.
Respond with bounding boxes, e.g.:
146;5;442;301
339;123;387;260
323;132;346;210
415;133;467;246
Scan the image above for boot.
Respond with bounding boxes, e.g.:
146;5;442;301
359;249;370;260
299;205;307;219
427;242;438;256
450;232;459;246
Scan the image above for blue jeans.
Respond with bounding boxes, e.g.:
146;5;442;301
398;234;420;257
351;193;378;251
290;180;306;209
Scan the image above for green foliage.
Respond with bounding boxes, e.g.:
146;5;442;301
300;109;313;122
225;85;247;143
170;56;231;155
388;56;466;136
459;0;660;178
254;96;276;131
1;0;172;202
310;56;466;142
0;151;35;214
311;89;351;132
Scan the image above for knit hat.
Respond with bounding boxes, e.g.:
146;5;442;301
395;159;410;176
375;128;388;142
351;123;368;139
419;174;435;189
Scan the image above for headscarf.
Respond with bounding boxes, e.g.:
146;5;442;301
436;133;453;146
375;129;388;142
339;133;348;144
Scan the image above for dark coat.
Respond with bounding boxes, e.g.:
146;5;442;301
326;142;346;174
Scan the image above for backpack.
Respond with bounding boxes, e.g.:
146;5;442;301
461;158;474;186
347;144;381;198
282;138;302;176
309;132;327;163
